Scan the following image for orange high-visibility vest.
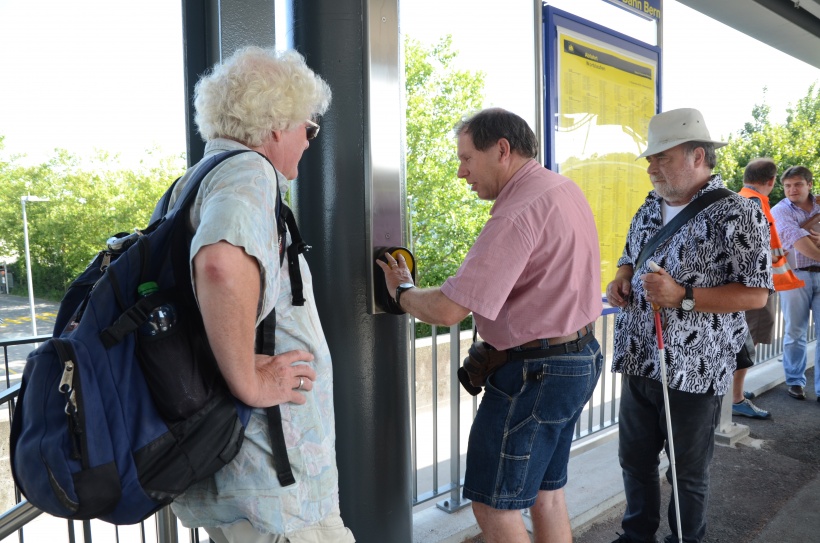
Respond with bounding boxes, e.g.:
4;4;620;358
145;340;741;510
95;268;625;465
740;186;804;291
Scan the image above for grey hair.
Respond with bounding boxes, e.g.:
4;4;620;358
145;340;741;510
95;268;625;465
194;46;331;146
681;141;717;170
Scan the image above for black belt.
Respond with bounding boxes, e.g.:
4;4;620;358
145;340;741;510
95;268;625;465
798;266;820;273
503;324;595;362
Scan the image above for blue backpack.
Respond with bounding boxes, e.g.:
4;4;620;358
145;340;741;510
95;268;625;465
9;149;302;524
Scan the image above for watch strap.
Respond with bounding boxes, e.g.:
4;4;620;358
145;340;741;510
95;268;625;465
682;284;695;310
395;283;414;311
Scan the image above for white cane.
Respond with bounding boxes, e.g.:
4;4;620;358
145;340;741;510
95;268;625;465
648;261;683;542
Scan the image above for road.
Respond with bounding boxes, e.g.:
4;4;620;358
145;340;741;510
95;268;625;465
0;294;58;387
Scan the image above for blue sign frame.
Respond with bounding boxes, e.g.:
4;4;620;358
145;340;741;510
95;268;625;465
542;5;662;171
542;6;662;295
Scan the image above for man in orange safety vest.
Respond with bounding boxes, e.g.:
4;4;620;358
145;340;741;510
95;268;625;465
734;158;804;418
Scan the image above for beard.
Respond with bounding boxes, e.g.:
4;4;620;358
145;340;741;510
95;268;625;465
650;176;688;203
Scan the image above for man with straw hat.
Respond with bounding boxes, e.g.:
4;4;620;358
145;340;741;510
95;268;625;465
605;108;772;543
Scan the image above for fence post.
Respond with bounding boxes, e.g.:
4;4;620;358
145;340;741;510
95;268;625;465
714;375;749;446
156;506;179;543
436;324;470;513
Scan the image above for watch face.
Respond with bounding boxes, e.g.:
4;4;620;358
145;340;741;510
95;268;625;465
681;298;695;311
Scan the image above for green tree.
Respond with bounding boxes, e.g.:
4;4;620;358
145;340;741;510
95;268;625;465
405;36;486;288
717;84;820;205
0;145;185;299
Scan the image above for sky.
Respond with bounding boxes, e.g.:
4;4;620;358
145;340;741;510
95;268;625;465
1;0;819;168
0;0;185;168
402;0;820;140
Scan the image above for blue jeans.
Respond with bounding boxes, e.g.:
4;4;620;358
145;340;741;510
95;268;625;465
618;375;722;543
463;339;603;509
780;270;820;394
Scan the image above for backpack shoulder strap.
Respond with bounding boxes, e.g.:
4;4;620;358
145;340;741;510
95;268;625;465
635;188;733;270
255;314;297;487
175;150;252;212
155;176;181;219
150;149;252;224
280;203;309;306
254;180;301;488
100;150;255;348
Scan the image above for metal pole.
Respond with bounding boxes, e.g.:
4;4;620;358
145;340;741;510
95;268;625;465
534;0;545;165
21;196;49;336
290;1;412;540
21;197;36;336
156;506;179;543
657;0;664;107
437;324;469;513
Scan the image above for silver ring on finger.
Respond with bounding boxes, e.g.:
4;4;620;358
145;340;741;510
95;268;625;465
297;376;305;390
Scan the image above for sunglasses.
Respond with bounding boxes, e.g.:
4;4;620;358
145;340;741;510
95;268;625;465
305;119;320;140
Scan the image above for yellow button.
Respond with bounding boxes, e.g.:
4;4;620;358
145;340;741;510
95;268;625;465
390;248;414;274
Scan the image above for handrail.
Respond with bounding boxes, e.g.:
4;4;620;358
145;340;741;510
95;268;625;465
409;300;794;508
0;501;42;541
0;335;50;347
0;382;20;403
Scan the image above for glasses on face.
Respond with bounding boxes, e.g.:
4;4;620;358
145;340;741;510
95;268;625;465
305;119;320;140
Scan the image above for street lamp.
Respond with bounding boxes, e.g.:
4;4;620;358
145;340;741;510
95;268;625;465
21;195;50;336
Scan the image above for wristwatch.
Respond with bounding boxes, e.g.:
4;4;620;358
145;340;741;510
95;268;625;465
681;284;695;312
395;283;415;311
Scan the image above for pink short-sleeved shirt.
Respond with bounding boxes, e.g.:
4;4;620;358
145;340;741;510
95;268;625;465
441;160;602;350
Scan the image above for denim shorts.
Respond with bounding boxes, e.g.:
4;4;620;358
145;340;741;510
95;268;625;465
462;339;603;510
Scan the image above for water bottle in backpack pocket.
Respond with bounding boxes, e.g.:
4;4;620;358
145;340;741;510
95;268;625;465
133;282;221;421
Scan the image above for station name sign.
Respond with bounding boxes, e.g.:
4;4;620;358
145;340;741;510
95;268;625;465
603;0;661;20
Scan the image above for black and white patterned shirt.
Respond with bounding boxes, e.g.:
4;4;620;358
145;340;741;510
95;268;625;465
612;175;773;395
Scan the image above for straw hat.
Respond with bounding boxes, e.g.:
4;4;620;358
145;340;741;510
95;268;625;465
637;108;727;159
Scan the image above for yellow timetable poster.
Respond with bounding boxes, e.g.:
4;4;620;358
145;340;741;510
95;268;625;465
555;29;656;294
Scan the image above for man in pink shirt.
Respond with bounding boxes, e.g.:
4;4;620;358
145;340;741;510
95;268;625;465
379;108;602;543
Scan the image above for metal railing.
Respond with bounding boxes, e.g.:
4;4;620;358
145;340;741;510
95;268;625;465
408;299;798;510
0;297;800;539
408;311;624;511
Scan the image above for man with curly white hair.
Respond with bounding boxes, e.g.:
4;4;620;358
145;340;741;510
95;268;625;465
158;46;355;543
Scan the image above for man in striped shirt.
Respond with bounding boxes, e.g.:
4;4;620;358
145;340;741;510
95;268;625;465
771;166;820;402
